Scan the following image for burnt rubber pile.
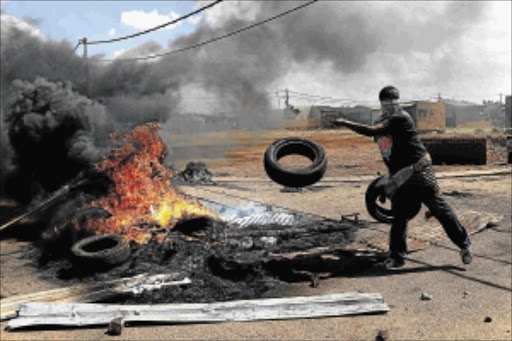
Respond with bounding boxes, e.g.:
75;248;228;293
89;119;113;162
172;161;214;185
31;214;361;305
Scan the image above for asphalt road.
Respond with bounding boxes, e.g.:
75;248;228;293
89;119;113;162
1;169;511;340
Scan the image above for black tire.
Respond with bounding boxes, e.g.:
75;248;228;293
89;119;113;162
71;234;130;267
264;137;327;188
365;175;422;223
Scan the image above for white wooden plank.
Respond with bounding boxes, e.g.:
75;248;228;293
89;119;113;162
7;293;388;330
1;274;190;321
8;303;389;329
16;292;383;315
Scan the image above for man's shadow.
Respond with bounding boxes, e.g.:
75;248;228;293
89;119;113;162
266;250;467;285
343;261;466;278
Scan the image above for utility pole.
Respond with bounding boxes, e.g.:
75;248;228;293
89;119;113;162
276;90;281;109
285;89;289;108
80;37;90;97
437;92;442;102
80;37;88;58
499;93;503;105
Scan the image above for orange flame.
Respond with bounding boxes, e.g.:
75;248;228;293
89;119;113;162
85;123;216;244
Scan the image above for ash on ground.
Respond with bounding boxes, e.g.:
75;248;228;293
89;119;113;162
172;161;214;185
33;216;362;304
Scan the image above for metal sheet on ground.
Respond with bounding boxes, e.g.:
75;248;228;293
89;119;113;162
7;293;389;330
360;211;501;252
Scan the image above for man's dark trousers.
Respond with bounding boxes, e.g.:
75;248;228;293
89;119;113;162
389;185;471;260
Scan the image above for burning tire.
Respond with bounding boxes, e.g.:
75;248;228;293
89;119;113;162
71;234;130;267
264;137;327;188
365;175;421;223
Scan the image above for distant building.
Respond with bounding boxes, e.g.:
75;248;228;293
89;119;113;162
444;101;485;126
307;105;343;128
506;95;511;128
282;105;311;129
286;98;504;130
340;105;381;126
307;103;417;129
402;102;446;131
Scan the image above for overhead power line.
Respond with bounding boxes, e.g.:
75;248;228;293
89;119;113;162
86;0;224;45
282;89;452;106
280;89;353;103
93;0;318;62
72;42;81;53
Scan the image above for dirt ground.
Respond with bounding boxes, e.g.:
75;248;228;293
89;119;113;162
0;127;511;340
169;126;510;178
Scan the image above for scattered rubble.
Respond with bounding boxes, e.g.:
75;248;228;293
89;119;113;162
443;190;473;198
336;163;362;169
32;215;362;306
421;292;432;301
484;316;492;323
173;161;214;185
376;329;389;341
280;187;304;193
0;274;191;320
106;317;124;336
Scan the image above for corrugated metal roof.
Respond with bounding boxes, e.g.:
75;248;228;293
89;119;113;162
229;212;296;227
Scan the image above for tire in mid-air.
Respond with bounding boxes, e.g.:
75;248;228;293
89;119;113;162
365;175;422;223
264;137;327;188
71;234;130;267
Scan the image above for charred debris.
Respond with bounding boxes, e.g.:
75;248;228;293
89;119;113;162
172;161;214;185
0;79;368;305
14;200;364;305
1;138;365;304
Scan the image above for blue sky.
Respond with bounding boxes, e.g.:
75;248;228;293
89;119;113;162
1;1;200;58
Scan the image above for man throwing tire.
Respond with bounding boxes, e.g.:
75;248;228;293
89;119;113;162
334;85;472;269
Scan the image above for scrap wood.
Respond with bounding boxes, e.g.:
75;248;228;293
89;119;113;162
226;220;357;238
407;210;502;250
265;246;383;281
0;174;89;231
0;273;191;321
361;210;502;252
0;185;70;231
267;246;380;261
6;292;389;330
211;246;380;274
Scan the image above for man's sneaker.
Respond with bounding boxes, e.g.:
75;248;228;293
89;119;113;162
460;247;473;265
382;257;405;269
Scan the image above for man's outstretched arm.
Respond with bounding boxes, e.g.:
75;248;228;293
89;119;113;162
333;118;386;137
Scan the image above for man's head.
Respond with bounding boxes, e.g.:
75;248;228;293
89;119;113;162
379;85;400;102
379;85;400;116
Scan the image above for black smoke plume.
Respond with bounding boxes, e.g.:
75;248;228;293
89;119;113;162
3;77;107;203
0;1;492;202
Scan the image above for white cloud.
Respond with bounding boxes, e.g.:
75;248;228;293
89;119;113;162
108;28;116;36
198;1;261;27
121;10;182;30
187;15;202;25
112;49;127;59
